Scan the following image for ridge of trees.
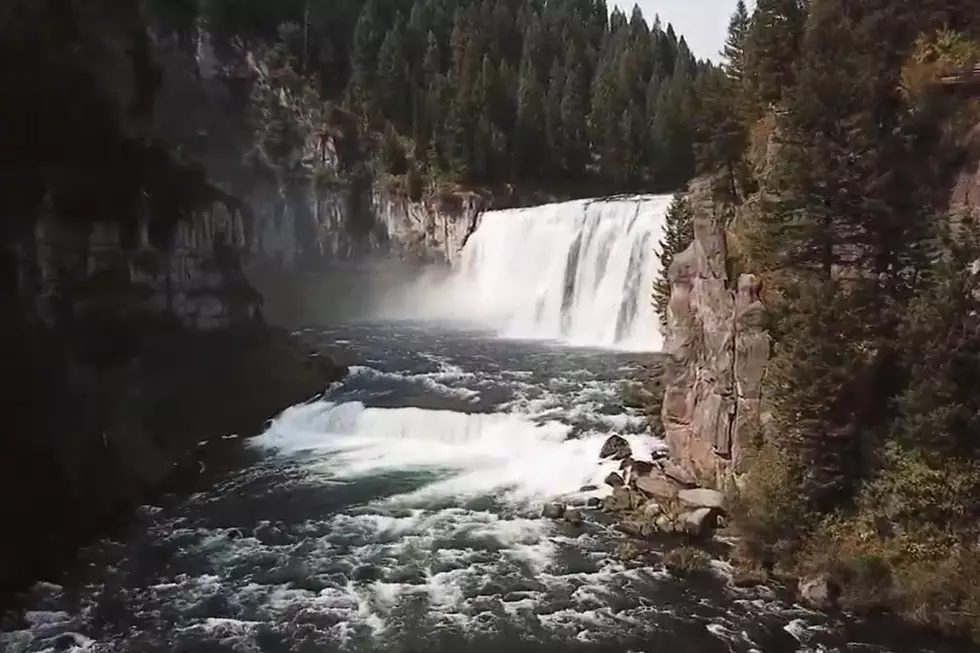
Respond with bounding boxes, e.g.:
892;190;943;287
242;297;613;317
146;0;733;194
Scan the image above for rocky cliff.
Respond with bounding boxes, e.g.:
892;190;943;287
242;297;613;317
150;30;487;268
0;0;344;603
660;179;771;489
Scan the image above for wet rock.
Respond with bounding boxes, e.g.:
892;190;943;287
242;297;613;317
599;435;632;460
663;463;698;488
799;574;840;611
655;514;675;533
579;484;599;492
732;568;770;588
680;507;719;538
54;634;86;651
650;448;669;461
564;508;583;526
677;488;725;510
353;564;384;582
604;472;625;488
634;473;680;502
618;517;655;539
542;502;566;519
628;460;655;481
619;456;634;471
586;496;601;508
601;486;633;513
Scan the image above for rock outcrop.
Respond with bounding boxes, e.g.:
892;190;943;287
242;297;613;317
0;0;345;604
660;178;771;489
150;31;488;268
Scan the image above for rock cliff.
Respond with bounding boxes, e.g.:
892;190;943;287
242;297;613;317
0;0;344;603
150;30;487;268
660;179;771;489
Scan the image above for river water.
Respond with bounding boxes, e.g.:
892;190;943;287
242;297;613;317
2;322;968;653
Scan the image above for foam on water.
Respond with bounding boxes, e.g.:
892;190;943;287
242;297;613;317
253;398;656;505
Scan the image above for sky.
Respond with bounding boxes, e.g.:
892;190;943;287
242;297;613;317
612;0;755;62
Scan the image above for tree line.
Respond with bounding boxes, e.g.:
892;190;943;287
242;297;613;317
146;0;736;194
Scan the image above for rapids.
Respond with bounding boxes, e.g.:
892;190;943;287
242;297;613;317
0;324;962;653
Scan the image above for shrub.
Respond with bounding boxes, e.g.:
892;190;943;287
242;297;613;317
664;546;712;576
727;441;812;570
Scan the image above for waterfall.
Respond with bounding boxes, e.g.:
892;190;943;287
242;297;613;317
444;194;673;351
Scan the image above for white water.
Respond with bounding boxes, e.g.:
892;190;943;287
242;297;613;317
253;393;659;506
399;194;673;351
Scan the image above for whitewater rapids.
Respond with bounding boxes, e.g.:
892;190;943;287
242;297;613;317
1;323;943;653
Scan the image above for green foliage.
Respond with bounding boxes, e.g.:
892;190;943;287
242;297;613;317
725;0;980;640
653;195;694;329
663;546;712;576
146;0;730;194
382;125;409;175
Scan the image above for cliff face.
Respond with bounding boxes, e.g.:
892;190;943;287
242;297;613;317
0;0;342;601
660;179;771;489
150;32;486;268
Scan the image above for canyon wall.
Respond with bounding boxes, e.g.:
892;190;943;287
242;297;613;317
151;30;488;269
0;0;342;601
660;179;771;489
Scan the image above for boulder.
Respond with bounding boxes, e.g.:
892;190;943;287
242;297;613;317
604;471;625;488
601;486;633;513
677;488;725;510
586;496;601;508
617;517;654;539
564;508;583;526
579;484;599;492
732;568;770;588
663;462;698;488
680;507;719;538
542;502;566;519
628;459;655;481
634;473;680;502
799;574;840;611
599;435;632;460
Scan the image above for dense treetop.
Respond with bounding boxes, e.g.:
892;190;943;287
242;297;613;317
146;0;734;193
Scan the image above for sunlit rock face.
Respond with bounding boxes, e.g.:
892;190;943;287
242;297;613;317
661;179;771;489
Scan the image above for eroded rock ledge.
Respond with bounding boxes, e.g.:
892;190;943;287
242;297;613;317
661;179;771;489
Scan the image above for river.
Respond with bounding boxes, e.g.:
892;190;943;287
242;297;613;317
2;322;967;653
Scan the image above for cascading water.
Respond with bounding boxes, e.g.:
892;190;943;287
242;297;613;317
443;194;673;351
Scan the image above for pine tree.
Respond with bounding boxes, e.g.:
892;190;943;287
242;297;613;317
560;40;588;177
722;0;750;82
653;194;694;329
349;0;383;117
377;17;408;126
742;0;805;108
